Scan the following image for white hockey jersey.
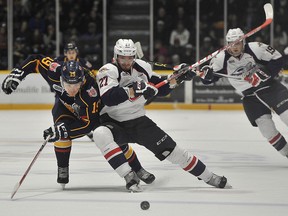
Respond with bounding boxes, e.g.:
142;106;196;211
209;42;283;92
96;59;165;122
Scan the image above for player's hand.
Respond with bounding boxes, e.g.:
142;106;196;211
200;65;214;81
173;63;196;84
132;80;158;99
244;70;271;87
1;68;24;94
43;122;70;142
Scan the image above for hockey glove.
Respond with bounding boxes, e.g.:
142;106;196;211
173;63;196;85
43;122;70;142
244;69;271;87
132;80;158;100
200;65;214;81
1;68;24;94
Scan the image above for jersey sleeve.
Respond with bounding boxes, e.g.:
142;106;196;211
248;42;283;77
97;63;129;106
13;54;51;78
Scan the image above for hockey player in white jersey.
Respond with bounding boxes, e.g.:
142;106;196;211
200;28;288;158
93;38;231;192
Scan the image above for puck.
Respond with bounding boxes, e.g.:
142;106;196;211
140;201;150;210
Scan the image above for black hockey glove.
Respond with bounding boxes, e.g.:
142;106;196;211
1;68;24;94
132;80;158;100
200;65;214;81
173;63;196;85
43;122;70;142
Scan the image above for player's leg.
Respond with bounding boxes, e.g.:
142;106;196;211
51;103;74;187
54;140;72;186
120;144;155;184
267;81;288;157
130;116;231;188
93;125;142;192
243;95;288;157
255;114;288;157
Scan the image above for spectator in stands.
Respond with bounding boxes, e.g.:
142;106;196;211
169;21;190;47
171;54;181;66
168;38;185;62
43;24;56;56
155;6;173;33
199;37;215;58
13;37;30;64
0;22;8;69
28;11;46;33
0;22;7;53
154;39;170;65
173;6;189;28
182;43;196;63
154;20;169;46
274;23;288;53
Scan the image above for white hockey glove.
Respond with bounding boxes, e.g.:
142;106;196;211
132;80;158;99
244;69;271;87
1;68;25;94
172;63;196;85
200;65;214;81
43;122;70;142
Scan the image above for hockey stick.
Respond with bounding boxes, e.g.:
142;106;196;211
154;3;273;89
135;41;174;69
135;43;256;81
10;135;51;199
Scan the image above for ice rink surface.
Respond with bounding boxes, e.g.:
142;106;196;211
0;109;288;216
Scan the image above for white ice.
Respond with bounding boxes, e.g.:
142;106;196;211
0;110;288;216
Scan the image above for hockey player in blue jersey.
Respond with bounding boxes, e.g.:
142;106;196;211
2;56;156;188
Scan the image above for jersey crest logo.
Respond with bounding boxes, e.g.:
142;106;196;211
49;62;60;72
232;62;255;77
86;86;98;97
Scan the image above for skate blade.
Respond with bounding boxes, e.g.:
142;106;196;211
129;184;143;193
60;183;66;190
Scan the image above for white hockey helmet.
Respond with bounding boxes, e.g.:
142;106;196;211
226;28;245;44
113;39;136;60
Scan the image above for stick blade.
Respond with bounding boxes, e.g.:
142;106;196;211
135;41;144;59
264;3;273;20
11;182;20;199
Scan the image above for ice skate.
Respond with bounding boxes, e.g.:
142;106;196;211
206;173;232;189
57;167;69;189
124;171;142;192
136;168;155;184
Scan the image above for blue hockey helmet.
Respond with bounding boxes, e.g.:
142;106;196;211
61;61;84;84
64;42;78;53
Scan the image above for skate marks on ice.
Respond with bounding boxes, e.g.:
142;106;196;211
1;110;288;216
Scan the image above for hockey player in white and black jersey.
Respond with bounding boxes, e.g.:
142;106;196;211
93;38;231;192
200;28;288;158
